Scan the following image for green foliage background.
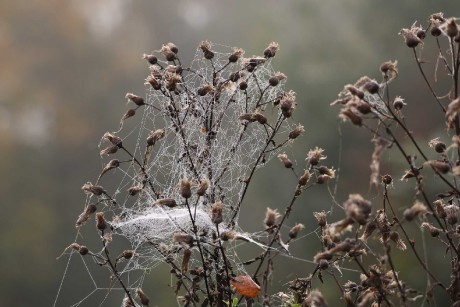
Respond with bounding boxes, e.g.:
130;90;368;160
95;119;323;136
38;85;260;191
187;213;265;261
1;1;458;305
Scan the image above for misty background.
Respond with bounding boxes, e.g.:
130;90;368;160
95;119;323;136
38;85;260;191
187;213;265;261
1;1;458;305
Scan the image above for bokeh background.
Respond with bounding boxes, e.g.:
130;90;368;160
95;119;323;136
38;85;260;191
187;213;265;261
1;1;459;306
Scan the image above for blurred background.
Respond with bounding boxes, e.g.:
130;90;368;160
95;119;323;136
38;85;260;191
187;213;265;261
1;0;459;305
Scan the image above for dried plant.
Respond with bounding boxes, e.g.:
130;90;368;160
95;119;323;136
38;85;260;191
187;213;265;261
57;12;460;307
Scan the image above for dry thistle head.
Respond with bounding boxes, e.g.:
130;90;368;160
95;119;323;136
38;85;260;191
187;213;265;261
343;194;372;225
228;47;245;63
434;199;447;219
304;289;327;307
122;250;137;259
199;41;214;59
125;92;145;106
403;200;428;221
289;124;305;140
400;23;424;48
146;129;165;146
166;42;178;54
393;96;406;110
298;169;311;186
95;212;107;231
428;138;447;153
142;53;158;65
210;201;224;225
264;207;280;228
277;153;293;168
389;231;407;250
382;174;393;185
76;204;97;228
160;44;176;61
442;18;459;38
220;230;236;241
424;160;451;174
264;42;279;58
136;288;150;306
339;107;362;126
102;132;123;146
289;223;305;239
421;222;441;237
313;211;327;227
268;72;286;86
173;232;194;245
197;84;214;96
307;147;326;166
380;60;398;80
155;198;177;208
445;204;459;225
82;182;106;196
196;179;209;196
279;91;296;118
127;184;143;196
179;178;192;199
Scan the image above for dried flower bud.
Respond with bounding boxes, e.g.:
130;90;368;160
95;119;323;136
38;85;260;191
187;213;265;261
199;41;214;59
179;179;192;199
122;250;136;259
307;147;326;165
277;153;293;168
229;71;242;82
380;60;398;80
196;179;209;196
314;211;327;227
389;231;407;250
239;81;248;90
279;90;296;117
445;204;459;225
78;245;89;255
268;72;286;86
382;174;392;185
403;200;428;221
121;109;136;121
264;207;280;227
289;125;305;140
346;85;365;99
161;44;176;61
145;75;161;90
429;138;446;153
444;18;459;38
289;223;305;239
147;129;165;146
155;198;177;208
102;132;123;146
142;54;158;65
220;230;236;241
400;27;423;48
393;96;406;110
431;26;442;37
125;93;145;106
197;84;214;96
76;204;97;228
166;42;179;54
421;222;441;237
127;185;142;196
136;288;150;306
339;108;362;126
264;42;279;58
100;145;119;156
313;251;333;263
210;201;224;224
343;194;372;225
356;101;372;114
305;290;327;307
425;160;451;174
95;212;107;231
317;166;335;178
82;182;106;196
298;170;311;186
434;199;447;219
251;112;267;125
239;113;252;121
401;169;416;181
229;47;245;63
173;232;194;245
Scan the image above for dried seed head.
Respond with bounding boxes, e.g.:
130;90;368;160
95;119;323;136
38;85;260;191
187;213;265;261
445;204;459;225
318;259;329;270
421;222;441;237
356;101;372;114
251;112;267;125
100;145;119;156
166;42;179;54
160;44;176;61
289;223;305;239
403;200;428;221
389;231;407;250
400;169;416;181
165;74;182;92
444;18;459;38
264;207;280;227
147;129;165;146
317;165;335;178
228;47;245;63
434;199;447;219
400;25;424;48
280;91;296;118
380;60;398;80
121;109;136;121
127;184;143;196
339;108;362;126
95;212;107;231
197;84;214;96
122;250;137;259
393;96;406;110
145;75;161;90
199;41;214;59
179;178;192;199
277;153;293;168
345;85;365;99
343;194;372;225
424;160;451;174
313;251;333;263
229;71;242;82
289;124;305;140
305;289;327;307
239;113;252;122
382;174;393;185
173;232;194;245
196;179;209;196
220;230;236;241
307;147;326;165
76;204;97;228
239;81;248;90
82;182;106;196
298;170;311;186
429;138;446;153
268;72;286;86
142;53;158;65
78;245;89;255
314;211;327;227
210;201;224;224
125;93;145;106
102;159;120;173
155;198;177;208
102;132;123;146
136;288;150;306
362;80;380;94
264;42;279;58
